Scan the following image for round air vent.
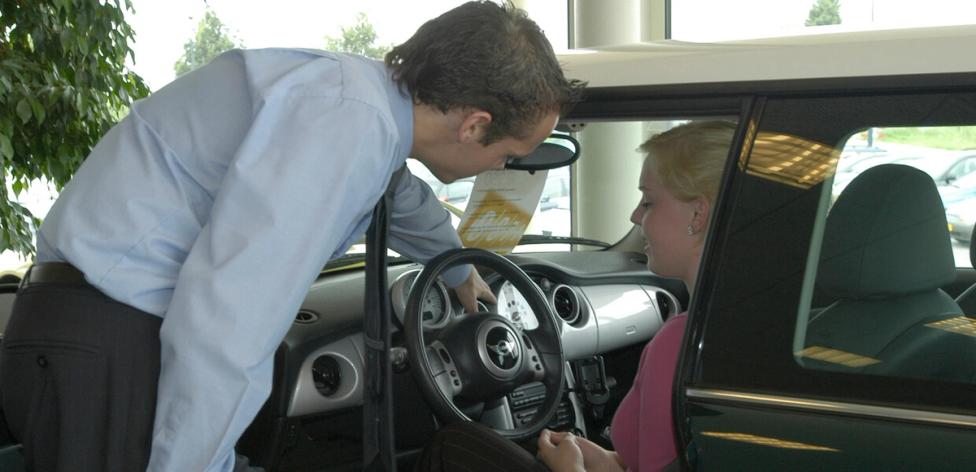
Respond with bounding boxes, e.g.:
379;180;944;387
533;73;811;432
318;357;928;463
551;285;582;326
311;355;341;396
294;310;319;324
655;291;680;318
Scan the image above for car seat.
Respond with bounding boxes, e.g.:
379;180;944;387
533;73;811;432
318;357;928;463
804;164;976;382
953;226;976;314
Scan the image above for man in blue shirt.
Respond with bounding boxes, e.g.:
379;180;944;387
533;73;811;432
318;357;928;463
0;1;584;471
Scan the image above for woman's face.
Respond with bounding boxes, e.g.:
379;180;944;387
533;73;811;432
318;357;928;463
629;162;701;278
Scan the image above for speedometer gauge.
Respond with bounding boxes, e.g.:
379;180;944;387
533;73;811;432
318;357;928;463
410;276;452;329
496;281;539;330
422;287;447;325
391;270;454;330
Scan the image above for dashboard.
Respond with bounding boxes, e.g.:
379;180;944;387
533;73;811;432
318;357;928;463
277;250;686;419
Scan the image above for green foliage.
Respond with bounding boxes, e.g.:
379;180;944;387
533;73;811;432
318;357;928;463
805;0;842;26
324;13;391;60
0;0;150;256
174;8;242;77
879;127;976;151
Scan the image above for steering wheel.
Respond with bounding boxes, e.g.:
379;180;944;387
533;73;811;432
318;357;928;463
404;248;565;441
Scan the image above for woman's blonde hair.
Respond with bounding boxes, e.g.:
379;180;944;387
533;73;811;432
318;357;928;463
639;120;735;204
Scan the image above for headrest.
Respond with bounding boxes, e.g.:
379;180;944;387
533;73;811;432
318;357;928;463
970;226;976;269
818;164;955;299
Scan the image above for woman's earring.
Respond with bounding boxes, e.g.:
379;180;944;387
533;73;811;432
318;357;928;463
687;225;695;236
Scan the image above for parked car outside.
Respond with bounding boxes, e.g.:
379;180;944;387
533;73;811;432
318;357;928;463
833;150;976;202
917;152;976;185
537;167;569;212
938;165;976;208
946;200;976;243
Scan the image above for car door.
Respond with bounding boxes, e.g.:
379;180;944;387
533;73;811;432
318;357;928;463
679;80;976;470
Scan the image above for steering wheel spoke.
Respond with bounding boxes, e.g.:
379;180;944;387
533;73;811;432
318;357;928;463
427;341;463;398
516;329;548;382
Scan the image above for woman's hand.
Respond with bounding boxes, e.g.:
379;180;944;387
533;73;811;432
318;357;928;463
538;429;626;472
537;429;585;472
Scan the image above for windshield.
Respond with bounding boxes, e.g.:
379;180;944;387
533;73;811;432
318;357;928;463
328;160;577;269
409;160;574;253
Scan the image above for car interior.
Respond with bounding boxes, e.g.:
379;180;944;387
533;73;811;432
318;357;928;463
800;163;976;383
232;226;689;471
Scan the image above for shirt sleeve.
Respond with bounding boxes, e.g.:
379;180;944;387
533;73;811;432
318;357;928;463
387;168;472;287
148;93;399;471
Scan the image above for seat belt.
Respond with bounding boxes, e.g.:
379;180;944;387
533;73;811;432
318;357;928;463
362;165;406;472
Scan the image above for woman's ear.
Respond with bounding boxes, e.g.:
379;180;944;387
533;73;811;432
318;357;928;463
457;110;492;143
691;197;711;234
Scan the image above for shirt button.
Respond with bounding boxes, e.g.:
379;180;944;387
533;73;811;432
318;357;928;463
36;355;48;368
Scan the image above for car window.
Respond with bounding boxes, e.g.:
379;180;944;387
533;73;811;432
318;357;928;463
693;91;976;418
946;156;976;182
804;125;976;385
830;128;976;269
406;160;577;253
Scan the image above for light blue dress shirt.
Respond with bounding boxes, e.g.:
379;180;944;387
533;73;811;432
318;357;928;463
36;48;469;471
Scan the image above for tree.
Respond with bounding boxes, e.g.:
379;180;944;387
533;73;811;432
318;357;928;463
0;0;150;256
324;13;391;60
174;8;242;77
806;0;842;27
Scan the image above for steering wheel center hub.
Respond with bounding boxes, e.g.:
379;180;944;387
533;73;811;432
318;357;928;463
479;322;523;377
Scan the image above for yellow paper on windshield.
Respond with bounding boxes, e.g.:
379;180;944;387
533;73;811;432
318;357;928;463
458;169;547;254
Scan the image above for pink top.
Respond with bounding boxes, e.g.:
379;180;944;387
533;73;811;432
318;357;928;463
610;313;688;471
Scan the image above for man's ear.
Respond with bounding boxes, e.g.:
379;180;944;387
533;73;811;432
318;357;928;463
457;110;492;144
691;197;711;233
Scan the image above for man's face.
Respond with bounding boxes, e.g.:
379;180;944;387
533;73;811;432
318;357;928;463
423;111;560;183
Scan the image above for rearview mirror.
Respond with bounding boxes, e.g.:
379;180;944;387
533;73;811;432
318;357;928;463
505;133;580;172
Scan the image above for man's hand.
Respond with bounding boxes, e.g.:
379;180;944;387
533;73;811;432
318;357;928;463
452;268;497;314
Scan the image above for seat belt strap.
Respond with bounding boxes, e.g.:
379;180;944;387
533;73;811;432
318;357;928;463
362;165;406;472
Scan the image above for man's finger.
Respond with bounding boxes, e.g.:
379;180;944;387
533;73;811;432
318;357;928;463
479;288;498;305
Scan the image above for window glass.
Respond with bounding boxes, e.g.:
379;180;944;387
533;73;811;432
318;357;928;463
797;125;976;385
695;92;976;412
126;0;470;91
407;160;575;254
671;0;976;42
1;0;570;275
831;127;976;268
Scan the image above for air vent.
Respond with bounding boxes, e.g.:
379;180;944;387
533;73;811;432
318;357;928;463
655;291;680;318
552;285;582;326
311;355;341;396
294;310;319;324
